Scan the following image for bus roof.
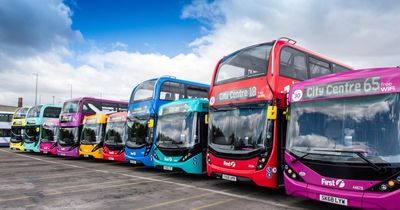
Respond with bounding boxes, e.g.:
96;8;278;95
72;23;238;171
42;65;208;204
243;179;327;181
159;98;209;116
220;38;352;71
83;114;108;124
289;67;400;103
145;76;209;88
64;97;128;104
278;39;352;70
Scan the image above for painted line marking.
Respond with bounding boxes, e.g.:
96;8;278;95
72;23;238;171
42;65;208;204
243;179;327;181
131;186;239;210
190;198;234;210
190;191;262;210
132;192;214;210
0;149;295;209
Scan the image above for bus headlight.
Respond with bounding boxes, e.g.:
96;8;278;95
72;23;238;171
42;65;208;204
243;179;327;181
153;152;159;160
380;184;388;191
284;164;304;182
144;146;152;156
180;152;192;162
369;174;400;192
256;157;267;171
207;153;211;165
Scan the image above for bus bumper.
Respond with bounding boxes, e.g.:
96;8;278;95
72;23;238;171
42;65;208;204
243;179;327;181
79;144;103;159
39;142;58;155
23;142;40;153
125;147;154;167
9;142;24;151
103;148;125;162
57;146;79;157
206;154;278;188
153;152;204;174
284;173;399;210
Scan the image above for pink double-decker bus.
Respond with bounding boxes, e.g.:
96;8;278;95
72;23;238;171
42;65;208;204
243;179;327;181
57;97;127;157
40;119;60;155
285;67;400;209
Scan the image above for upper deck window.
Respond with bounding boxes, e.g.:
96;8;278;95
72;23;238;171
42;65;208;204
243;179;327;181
332;64;350;73
27;105;43;118
43;107;61;118
187;86;209;99
309;57;331;78
159;82;184;101
14;107;29;119
280;47;308;81
0;114;12;122
62;101;79;113
214;44;272;85
131;79;157;103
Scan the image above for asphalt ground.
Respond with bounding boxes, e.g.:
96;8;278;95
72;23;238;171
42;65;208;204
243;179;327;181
0;147;354;210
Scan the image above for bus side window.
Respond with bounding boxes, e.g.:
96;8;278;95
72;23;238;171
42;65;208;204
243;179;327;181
118;104;128;112
43;107;62;118
186;86;209;99
309;57;331;78
332;64;350;73
83;101;101;115
279;47;308;81
159;82;185;101
101;102;118;112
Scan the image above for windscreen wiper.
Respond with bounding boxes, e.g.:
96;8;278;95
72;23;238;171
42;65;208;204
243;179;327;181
291;153;311;163
313;149;383;172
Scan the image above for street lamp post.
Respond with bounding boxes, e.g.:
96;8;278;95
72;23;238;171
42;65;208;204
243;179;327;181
33;73;38;106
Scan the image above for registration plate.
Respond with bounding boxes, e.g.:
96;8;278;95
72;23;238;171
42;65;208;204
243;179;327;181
60;153;66;156
43;151;48;154
222;174;237;182
108;157;114;160
163;166;173;171
319;194;348;206
130;160;137;164
83;154;89;158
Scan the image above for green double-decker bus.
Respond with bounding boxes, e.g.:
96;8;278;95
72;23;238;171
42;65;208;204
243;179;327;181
153;98;209;174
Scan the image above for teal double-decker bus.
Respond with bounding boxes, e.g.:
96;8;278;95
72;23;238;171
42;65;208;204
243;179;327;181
153;98;209;174
23;104;62;152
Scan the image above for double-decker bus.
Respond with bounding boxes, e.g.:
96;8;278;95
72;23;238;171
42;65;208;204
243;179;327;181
39;119;60;155
285;67;400;209
0;111;14;146
103;112;128;162
9;107;30;151
153;98;209;174
23;104;62;152
79;114;108;159
126;77;209;167
57;97;127;157
207;37;352;188
0;111;13;146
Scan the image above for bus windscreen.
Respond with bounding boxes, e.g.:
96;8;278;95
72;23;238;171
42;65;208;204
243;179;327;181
287;93;400;165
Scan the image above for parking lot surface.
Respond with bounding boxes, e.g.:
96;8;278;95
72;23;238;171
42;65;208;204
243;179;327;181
0;148;352;210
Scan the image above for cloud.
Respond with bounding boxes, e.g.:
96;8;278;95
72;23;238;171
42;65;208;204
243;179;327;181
183;0;400;68
2;0;400;107
0;0;82;59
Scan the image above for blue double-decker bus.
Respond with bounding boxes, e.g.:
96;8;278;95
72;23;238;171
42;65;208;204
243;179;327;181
125;77;209;167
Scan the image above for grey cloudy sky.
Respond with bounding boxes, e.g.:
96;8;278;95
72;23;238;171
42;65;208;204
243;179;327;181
0;0;399;107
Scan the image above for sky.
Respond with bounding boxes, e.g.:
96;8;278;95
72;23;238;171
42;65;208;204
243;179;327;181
0;0;400;106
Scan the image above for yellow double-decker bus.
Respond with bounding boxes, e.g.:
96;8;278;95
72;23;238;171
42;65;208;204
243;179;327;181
9;107;30;150
79;114;108;159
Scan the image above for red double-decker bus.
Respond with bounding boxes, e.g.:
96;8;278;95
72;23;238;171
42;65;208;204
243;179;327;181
207;37;352;188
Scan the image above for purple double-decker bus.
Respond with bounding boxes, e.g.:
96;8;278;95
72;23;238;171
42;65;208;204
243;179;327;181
284;67;400;209
57;97;127;157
